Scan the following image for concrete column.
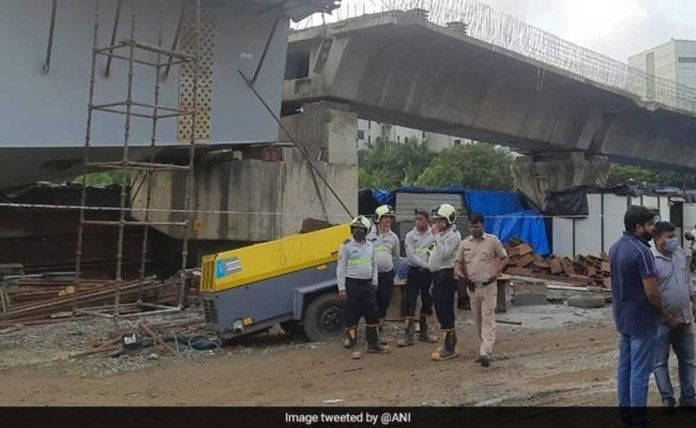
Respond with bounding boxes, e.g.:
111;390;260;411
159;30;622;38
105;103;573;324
131;101;358;244
279;101;358;165
512;152;609;208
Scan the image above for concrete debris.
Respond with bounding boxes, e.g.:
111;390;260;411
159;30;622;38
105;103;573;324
505;238;610;287
567;294;606;309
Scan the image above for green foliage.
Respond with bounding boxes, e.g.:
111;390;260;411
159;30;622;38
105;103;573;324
77;171;132;187
415;143;514;190
606;164;696;189
358;138;436;189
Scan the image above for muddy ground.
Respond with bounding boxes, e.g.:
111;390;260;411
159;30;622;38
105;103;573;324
0;304;678;406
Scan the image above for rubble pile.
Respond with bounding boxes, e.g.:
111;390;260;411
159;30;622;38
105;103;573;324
504;238;610;287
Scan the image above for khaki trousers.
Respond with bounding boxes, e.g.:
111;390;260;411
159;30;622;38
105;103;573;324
467;282;497;357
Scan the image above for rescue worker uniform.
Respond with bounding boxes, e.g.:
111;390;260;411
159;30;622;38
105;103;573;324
398;225;436;346
456;233;508;366
367;226;400;321
338;216;389;359
368;204;400;344
428;205;462;361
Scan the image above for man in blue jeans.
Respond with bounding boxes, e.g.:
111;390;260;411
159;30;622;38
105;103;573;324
651;221;696;409
610;206;675;427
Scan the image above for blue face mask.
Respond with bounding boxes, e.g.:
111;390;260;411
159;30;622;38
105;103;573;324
665;237;679;253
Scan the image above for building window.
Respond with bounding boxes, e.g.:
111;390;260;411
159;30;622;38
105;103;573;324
678;57;696;63
404;137;409;143
397;136;400;142
368;120;372;129
454;139;461;146
368;135;371;143
422;131;426;139
357;130;365;140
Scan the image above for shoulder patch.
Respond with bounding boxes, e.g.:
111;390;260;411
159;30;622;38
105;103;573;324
342;239;351;244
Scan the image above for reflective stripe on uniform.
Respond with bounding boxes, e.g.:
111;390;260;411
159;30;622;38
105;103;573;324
347;257;371;266
373;244;389;252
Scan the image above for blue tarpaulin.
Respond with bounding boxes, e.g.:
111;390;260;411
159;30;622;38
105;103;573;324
372;189;394;205
368;185;550;256
465;190;524;216
484;210;550;256
464;190;549;255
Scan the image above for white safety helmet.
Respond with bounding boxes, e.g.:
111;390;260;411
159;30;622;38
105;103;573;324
350;215;372;230
374;204;395;222
432;203;457;225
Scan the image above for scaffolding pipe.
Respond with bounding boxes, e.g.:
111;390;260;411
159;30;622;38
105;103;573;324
74;0;101;316
104;0;123;77
179;0;202;309
42;0;59;74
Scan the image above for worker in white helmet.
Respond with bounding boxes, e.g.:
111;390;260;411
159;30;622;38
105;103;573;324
337;215;390;359
367;204;400;344
427;203;462;361
398;209;437;347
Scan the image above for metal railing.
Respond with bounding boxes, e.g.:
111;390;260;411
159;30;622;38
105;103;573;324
299;0;696;115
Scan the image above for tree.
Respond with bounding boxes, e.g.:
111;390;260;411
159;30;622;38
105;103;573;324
358;138;435;189
606;164;661;187
415;143;514;190
606;164;696;189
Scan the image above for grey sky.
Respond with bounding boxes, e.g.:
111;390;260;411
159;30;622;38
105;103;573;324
299;0;696;62
487;0;696;61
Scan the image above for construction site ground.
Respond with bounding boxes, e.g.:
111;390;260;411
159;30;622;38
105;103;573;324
0;304;674;406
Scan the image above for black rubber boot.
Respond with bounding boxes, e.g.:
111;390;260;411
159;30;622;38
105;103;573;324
431;330;458;361
366;324;390;354
418;315;437;343
397;318;415;347
346;327;361;359
378;318;388;345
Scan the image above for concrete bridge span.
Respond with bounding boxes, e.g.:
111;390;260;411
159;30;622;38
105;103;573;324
283;11;696;180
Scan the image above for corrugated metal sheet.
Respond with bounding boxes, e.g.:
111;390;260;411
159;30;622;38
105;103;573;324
394;192;466;221
394;192;470;241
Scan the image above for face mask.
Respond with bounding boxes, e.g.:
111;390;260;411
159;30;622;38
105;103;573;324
665;237;679;253
352;229;366;241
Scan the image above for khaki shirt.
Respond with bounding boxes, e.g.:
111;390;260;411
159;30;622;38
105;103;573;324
456;233;507;284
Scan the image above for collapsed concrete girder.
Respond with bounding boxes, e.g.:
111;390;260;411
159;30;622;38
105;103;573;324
284;11;696;173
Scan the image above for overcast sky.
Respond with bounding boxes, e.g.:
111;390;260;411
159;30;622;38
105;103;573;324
300;0;696;62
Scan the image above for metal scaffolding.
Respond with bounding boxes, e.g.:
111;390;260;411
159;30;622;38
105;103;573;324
73;0;201;320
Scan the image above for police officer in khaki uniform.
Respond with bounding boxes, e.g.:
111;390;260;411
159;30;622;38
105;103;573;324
428;203;462;361
454;212;508;367
367;205;400;343
337;216;390;359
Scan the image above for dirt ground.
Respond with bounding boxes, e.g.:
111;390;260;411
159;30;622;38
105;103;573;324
0;304;674;406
